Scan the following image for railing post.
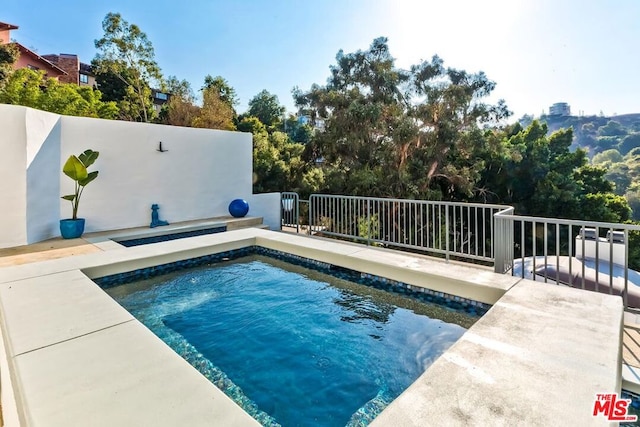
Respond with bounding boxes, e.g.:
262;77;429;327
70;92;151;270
295;194;299;233
494;215;502;273
309;195;314;236
445;204;450;262
493;207;514;274
367;199;371;246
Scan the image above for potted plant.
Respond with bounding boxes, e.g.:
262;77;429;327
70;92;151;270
60;149;99;239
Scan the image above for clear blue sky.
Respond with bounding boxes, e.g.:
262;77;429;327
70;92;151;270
3;0;639;118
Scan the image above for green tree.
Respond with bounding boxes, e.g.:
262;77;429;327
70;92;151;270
619;133;640;156
160;96;199;127
596;136;620;151
192;86;235;131
294;38;410;196
238;116;320;195
253;131;307;193
282;114;313;144
93;12;162;122
0;39;18;89
294;37;509;199
164;75;195;103
626;187;640;220
91;66;157;121
247;89;285;128
157;76;198;127
0;69;118;118
203;75;238;110
598;120;627;137
605;163;632;195
237;116;267;135
407;56;511;198
592;149;623;166
580;192;630;222
478;121;630;221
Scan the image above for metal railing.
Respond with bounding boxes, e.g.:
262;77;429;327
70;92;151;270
280;192;299;232
281;191;640;312
494;209;640;312
308;194;508;263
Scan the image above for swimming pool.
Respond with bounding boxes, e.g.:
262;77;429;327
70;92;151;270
104;250;479;426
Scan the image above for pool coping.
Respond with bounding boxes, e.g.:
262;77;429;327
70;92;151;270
0;228;624;426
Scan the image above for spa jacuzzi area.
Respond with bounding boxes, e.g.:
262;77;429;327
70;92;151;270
0;228;623;426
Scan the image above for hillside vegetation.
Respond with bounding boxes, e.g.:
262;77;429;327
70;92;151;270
525;113;640;219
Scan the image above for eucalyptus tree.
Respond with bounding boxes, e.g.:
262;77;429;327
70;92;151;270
405;56;511;198
294;37;509;198
93;12;162;122
294;38;411;196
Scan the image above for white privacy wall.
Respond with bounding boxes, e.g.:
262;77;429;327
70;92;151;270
248;193;282;231
0;106;28;248
0;104;255;248
60;116;253;232
26;108;61;244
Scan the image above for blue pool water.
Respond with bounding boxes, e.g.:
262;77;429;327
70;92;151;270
106;255;477;426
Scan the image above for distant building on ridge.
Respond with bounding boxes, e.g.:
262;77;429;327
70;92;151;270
549;102;571;116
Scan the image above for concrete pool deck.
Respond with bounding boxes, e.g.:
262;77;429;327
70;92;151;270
0;228;626;426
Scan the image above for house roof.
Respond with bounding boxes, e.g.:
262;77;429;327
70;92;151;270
0;21;19;31
15;43;68;76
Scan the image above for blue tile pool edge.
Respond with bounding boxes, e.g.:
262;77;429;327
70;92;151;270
115;226;227;247
93;246;491;317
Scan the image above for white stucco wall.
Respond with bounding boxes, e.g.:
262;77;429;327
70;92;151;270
26;109;61;244
248;193;282;230
0;106;27;248
0;104;256;247
59;116;252;233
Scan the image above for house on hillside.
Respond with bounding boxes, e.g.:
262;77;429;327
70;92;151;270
151;89;171;113
42;53;95;87
0;21;67;80
1;20;95;86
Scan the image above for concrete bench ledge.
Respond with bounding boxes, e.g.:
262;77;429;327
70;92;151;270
371;280;623;426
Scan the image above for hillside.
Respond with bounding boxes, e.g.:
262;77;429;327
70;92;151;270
520;113;640;157
519;112;640;219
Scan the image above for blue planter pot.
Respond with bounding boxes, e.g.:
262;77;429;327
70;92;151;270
228;199;249;218
60;218;85;239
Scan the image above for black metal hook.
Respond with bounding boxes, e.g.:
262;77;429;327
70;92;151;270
157;141;168;152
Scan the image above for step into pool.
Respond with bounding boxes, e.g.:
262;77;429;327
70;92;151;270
115;225;227;247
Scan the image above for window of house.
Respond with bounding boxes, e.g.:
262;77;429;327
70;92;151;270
26;64;39;70
155;92;168;101
79;74;89;84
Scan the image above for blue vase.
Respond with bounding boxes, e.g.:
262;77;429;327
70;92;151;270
60;218;85;239
228;199;249;218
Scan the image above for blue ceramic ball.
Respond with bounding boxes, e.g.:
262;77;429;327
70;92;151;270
228;199;249;218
